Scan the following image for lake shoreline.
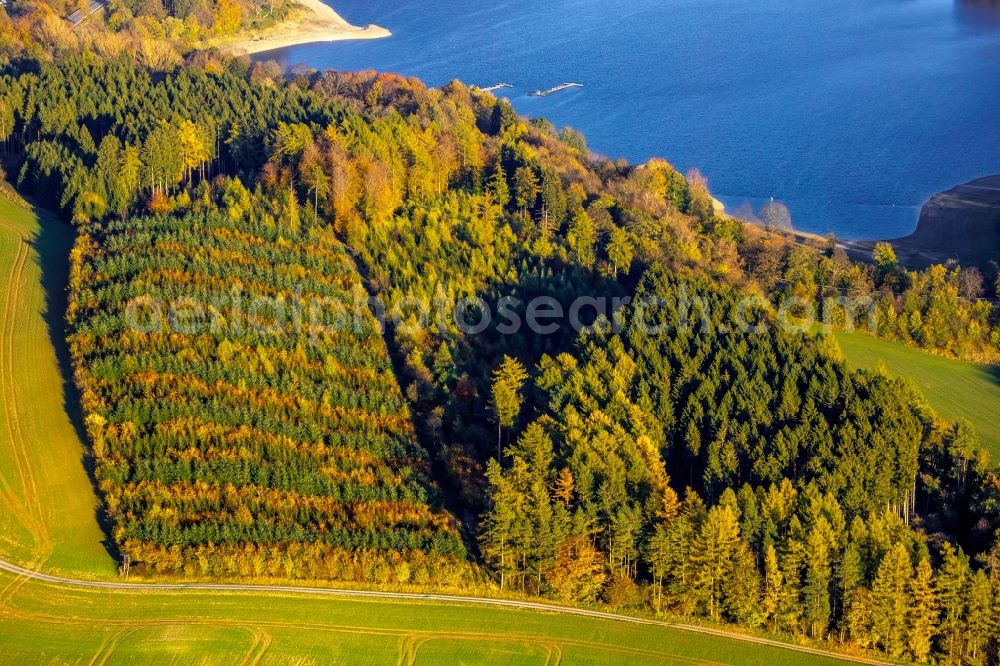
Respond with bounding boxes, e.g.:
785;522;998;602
769;175;1000;270
845;175;1000;270
886;174;1000;269
222;0;391;56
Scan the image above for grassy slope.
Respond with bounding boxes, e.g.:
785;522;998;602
0;570;855;666
0;194;115;577
0;194;871;664
834;329;1000;459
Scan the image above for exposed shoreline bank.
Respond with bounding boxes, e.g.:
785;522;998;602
751;175;1000;271
221;0;390;56
882;174;1000;269
831;175;1000;270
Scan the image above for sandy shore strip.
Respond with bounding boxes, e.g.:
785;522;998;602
223;0;390;55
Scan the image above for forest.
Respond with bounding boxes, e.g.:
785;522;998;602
0;18;999;663
68;201;470;582
1;0;295;68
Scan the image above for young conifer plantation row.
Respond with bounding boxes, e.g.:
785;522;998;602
68;200;469;582
0;48;998;663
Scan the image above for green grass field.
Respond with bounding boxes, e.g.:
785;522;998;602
833;329;1000;459
0;194;115;578
0;569;862;666
0;193;876;664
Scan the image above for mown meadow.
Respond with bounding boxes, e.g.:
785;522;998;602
834;330;1000;460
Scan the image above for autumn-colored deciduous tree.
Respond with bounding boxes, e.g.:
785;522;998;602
689;504;740;622
567;209;595;268
871;543;912;657
544;536;606;603
607;226;634;278
177;119;209;186
213;0;242;36
907;558;937;662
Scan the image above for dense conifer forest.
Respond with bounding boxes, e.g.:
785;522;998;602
0;21;999;662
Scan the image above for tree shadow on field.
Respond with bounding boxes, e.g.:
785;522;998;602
984;364;1000;389
32;209;121;565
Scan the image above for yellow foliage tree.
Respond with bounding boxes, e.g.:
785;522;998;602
213;0;242;36
177;119;209;185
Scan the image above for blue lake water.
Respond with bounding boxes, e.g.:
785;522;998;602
260;0;1000;240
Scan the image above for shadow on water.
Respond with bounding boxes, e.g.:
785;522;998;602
30;210;121;565
955;0;1000;30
